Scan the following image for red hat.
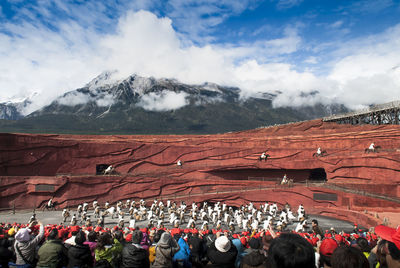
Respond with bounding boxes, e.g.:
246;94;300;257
70;226;80;233
170;228;181;237
240;237;247;246
95;226;102;232
320;239;338;256
334;234;343;243
375;225;400;251
191;229;199;234
125;234;132;242
312;237;319;246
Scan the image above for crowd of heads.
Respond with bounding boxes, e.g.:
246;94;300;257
0;199;399;268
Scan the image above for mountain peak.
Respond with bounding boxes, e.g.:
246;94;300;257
86;70;119;90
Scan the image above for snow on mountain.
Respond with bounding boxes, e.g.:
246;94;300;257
49;72;239;114
0;94;38;119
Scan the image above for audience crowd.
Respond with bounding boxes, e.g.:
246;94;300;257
0;199;399;268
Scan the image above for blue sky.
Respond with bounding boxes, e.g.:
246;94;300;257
1;0;400;113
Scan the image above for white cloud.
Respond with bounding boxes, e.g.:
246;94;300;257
330;20;343;29
138;91;189;111
345;0;394;14
275;0;303;10
56;92;91;106
304;56;318;64
327;24;400;108
164;0;259;42
96;95;115;107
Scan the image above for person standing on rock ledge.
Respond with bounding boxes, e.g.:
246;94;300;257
177;160;182;167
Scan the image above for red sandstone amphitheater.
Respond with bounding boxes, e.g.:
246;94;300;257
1;119;399;228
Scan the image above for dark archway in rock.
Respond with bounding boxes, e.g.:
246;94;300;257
309;168;327;181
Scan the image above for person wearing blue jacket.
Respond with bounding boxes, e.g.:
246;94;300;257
232;238;246;268
173;236;192;268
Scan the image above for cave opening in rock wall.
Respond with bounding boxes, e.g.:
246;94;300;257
207;168;327;182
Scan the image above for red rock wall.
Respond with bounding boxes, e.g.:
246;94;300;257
1;120;400;227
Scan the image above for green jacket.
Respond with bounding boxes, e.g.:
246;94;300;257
37;239;68;268
95;238;122;264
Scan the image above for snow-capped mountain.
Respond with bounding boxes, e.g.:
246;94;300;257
0;97;34;120
30;72;240;117
1;72;349;134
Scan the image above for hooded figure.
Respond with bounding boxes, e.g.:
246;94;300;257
14;222;44;265
152;232;180;268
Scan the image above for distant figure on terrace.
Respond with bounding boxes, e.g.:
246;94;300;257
313;147;327;157
281;174;288;185
259;152;269;161
369;143;375;151
365;142;381;153
177;160;182;167
43;198;56;211
104;165;114;175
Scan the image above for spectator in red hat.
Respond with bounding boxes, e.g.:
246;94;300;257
331;245;369;268
65;225;80;246
374;225;400;268
318;238;338;268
